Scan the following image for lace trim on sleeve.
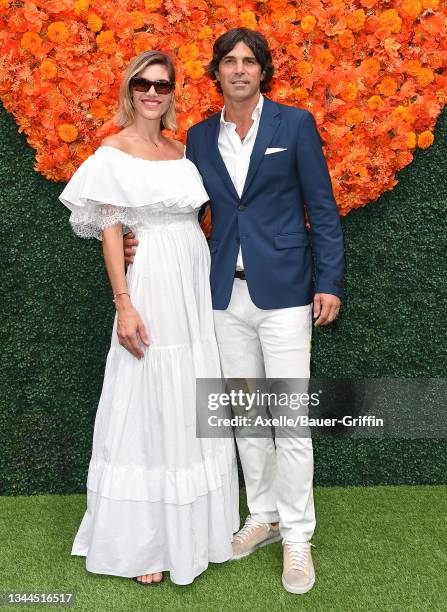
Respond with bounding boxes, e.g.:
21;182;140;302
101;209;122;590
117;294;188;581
68;201;134;240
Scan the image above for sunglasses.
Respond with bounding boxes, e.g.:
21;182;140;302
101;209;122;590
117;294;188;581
130;77;175;95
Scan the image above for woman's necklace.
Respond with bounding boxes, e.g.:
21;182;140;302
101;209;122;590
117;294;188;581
137;134;162;148
147;139;161;148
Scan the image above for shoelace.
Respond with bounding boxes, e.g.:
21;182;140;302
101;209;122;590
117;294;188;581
284;541;314;571
233;515;266;542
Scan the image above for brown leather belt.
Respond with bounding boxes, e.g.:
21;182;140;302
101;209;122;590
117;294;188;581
234;270;246;280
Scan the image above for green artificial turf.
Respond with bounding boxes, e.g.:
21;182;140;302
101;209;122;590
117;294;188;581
0;486;446;612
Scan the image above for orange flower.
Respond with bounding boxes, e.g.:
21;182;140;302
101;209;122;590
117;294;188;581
344;108;364;125
177;108;203;132
47;22;70;44
144;0;163;11
87;13;103;33
198;25;213;40
271;4;296;23
422;0;439;7
271;79;292;101
293;87;308;101
341;131;354;146
20;31;42;53
90;100;109;121
286;43;301;60
96;31;117;55
178;85;200;112
416;67;434;87
296;60;312;78
240;11;257;29
338;30;355;49
367;95;383;110
392;105;406;120
184;60;204;80
346;9;366;33
399;0;422;19
214;8;226;20
74;0;89;16
316;49;334;66
1;0;11;8
405;132;417;148
53;144;71;164
39;59;57;80
58;124;78;143
130;11;145;29
405;59;422;77
351;164;368;178
378;76;398;96
403;107;415;123
360;58;381;79
134;32;157;55
76;143;94;160
417;130;434;149
301;15;317;33
379;9;402;33
392;105;415;123
340;82;358;102
178;44;199;62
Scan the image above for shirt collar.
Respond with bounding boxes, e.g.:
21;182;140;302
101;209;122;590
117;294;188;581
220;94;264;125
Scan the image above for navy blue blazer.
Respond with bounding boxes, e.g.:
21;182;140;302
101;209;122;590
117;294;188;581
186;96;344;310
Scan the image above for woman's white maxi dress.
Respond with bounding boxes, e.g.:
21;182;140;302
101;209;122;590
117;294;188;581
59;145;239;585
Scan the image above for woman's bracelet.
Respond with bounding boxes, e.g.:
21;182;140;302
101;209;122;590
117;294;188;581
113;291;129;304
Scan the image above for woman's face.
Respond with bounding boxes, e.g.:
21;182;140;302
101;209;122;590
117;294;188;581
131;63;173;123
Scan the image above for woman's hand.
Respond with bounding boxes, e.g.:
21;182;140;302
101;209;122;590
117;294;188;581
115;295;150;358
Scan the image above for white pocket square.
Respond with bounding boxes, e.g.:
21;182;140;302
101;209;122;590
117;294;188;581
265;147;287;155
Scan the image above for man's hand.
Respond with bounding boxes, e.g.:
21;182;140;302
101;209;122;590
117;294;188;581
313;293;341;326
123;231;138;266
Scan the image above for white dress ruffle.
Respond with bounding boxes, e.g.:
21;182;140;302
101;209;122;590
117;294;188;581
59;145;211;239
59;146;240;585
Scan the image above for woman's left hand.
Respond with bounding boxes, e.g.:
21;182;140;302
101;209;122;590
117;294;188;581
115;295;150;358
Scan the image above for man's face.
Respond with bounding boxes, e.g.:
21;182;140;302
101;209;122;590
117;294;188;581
214;41;265;103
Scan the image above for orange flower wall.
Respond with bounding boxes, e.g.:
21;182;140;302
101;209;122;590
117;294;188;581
0;0;446;215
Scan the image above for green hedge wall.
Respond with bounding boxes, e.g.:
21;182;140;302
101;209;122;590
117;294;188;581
1;103;446;495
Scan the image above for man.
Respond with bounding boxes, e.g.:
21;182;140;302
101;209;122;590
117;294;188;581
124;28;344;594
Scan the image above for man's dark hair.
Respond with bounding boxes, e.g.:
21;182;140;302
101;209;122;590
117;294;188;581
206;28;274;94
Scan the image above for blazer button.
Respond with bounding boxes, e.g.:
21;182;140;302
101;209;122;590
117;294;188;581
238;203;246;211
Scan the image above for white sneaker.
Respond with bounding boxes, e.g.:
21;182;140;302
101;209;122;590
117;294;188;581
231;515;281;560
282;540;316;594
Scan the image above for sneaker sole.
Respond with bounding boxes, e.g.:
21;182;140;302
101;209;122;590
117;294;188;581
281;574;315;595
231;533;282;560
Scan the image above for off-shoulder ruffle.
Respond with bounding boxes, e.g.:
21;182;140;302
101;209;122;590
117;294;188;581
58;146;209;239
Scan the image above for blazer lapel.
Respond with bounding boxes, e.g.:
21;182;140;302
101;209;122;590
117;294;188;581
241;97;281;200
206;114;241;202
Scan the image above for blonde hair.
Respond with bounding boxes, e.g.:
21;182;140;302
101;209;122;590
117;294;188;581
116;51;177;131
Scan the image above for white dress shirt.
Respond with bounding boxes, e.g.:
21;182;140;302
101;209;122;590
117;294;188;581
218;94;264;270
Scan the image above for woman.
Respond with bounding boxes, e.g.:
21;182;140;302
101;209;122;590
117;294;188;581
59;51;239;586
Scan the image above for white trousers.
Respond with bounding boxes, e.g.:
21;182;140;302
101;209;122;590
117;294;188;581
213;279;315;543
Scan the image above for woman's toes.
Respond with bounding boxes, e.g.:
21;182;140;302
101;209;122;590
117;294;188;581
137;574;150;583
135;572;162;584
